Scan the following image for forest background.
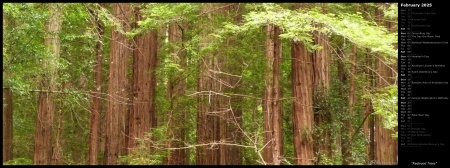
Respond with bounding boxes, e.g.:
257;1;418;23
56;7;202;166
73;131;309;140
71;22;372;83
2;3;398;165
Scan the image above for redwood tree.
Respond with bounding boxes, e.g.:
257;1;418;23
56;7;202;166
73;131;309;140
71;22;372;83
166;21;187;165
3;88;13;163
104;3;132;165
342;43;358;165
291;40;314;165
374;4;397;164
196;4;243;165
88;3;104;165
263;23;282;165
126;6;158;156
311;29;331;164
196;3;220;165
226;4;244;165
33;3;62;165
2;11;13;163
364;48;375;163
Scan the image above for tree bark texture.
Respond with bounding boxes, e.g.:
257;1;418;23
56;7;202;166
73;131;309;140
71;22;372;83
263;24;282;165
88;3;104;165
126;7;158;156
374;5;398;165
3;88;13;163
311;30;331;165
196;3;220;165
104;3;132;165
34;3;62;165
291;40;314;165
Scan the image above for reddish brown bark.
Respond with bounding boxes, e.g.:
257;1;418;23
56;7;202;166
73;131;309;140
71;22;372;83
291;40;314;165
374;62;397;165
104;3;132;165
263;24;282;165
311;30;331;165
51;108;63;165
227;4;244;165
218;66;228;165
88;3;104;165
34;3;62;165
196;4;240;165
126;7;158;156
228;95;243;165
348;45;357;134
3;88;13;163
312;31;330;91
3;9;13;164
196;4;220;165
34;93;55;165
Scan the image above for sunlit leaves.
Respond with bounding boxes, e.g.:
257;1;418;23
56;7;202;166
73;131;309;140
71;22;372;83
3;158;33;165
126;3;201;37
383;3;398;19
3;3;47;88
217;4;397;62
306;9;397;59
372;85;398;138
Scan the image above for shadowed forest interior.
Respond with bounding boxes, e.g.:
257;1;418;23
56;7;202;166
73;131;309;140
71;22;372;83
2;3;398;165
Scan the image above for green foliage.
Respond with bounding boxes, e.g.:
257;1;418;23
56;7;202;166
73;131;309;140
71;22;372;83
383;4;398;19
372;85;398;138
3;158;33;165
11;92;38;160
4;3;397;165
3;3;47;88
118;133;163;165
217;4;397;63
126;3;201;37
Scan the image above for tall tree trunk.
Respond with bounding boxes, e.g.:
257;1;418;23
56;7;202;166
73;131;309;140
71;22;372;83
126;7;158;156
360;5;375;164
218;54;228;165
374;59;397;165
386;4;398;163
3;88;13;163
196;4;244;165
311;29;331;165
196;4;209;165
364;48;375;163
196;3;220;165
374;4;397;164
88;3;104;165
263;24;282;165
342;44;358;165
291;41;314;165
3;11;14;164
51;109;63;165
292;4;319;165
34;3;62;165
54;78;80;164
215;4;243;165
229;94;243;164
166;22;188;165
98;17;110;162
336;47;347;165
227;4;243;165
104;3;131;165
